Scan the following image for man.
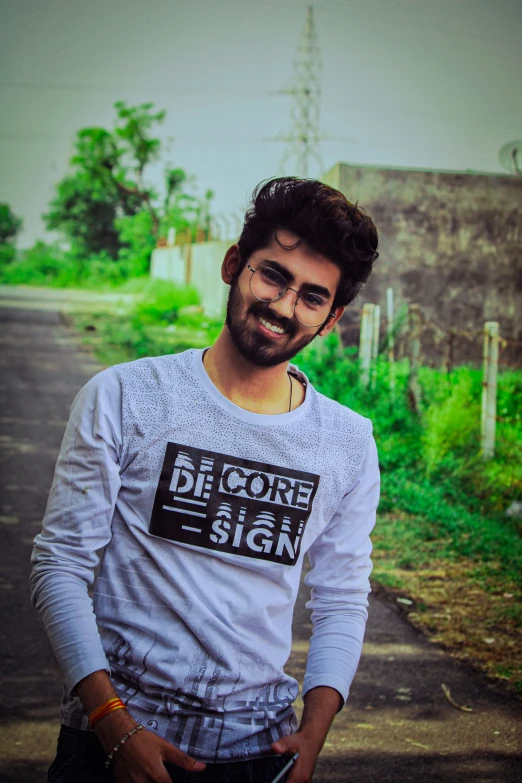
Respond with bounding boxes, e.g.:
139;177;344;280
31;177;380;783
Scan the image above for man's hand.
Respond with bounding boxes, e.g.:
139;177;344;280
100;712;204;782
76;670;205;782
271;686;342;783
95;709;206;783
271;733;321;783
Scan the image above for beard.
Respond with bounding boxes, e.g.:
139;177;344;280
225;279;320;367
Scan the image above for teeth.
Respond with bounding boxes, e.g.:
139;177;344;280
259;316;285;335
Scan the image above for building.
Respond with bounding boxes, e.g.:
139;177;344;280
322;163;522;365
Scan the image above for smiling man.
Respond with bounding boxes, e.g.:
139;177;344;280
31;177;380;783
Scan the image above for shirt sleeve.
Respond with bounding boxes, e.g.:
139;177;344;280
30;367;122;692
302;434;380;705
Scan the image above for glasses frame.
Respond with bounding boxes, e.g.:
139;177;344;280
246;262;336;328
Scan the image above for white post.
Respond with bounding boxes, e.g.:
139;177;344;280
481;321;499;459
359;303;375;388
370;305;381;389
386;288;395;396
167;227;176;247
359;306;367;358
372;305;381;361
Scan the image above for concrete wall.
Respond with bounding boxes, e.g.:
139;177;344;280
322;163;522;364
150;246;186;286
151;241;230;318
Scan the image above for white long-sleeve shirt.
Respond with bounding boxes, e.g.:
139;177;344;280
30;348;379;763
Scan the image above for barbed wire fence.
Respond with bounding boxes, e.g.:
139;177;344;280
348;289;521;461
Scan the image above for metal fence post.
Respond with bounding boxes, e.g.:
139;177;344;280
481;321;499;459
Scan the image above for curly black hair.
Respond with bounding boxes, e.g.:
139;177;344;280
237;177;379;308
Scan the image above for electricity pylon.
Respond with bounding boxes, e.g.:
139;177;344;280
275;6;328;178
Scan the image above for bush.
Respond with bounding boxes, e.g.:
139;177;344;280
132;279;200;325
296;332;521;518
422;369;480;476
297;336;423;472
0;239;154;289
0;243;16;267
115;211;156;278
0;241;70;285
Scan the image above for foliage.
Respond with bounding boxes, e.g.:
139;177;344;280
0;241;69;285
113;101;165;178
0;243;16;267
73;282;221;365
44;125;144;259
296;334;522;516
422;371;480;475
0;241;143;288
115;211;157;279
0;203;23;245
43;101;215;267
133;280;200;325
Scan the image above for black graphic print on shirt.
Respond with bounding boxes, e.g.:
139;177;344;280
149;443;320;566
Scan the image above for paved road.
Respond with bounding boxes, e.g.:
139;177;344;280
0;293;521;783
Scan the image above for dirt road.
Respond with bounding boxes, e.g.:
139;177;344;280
0;290;520;783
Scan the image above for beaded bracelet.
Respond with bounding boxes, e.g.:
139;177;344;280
105;724;144;768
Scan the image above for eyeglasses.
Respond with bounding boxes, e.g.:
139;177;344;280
247;262;335;328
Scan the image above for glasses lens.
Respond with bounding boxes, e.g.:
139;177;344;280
250;266;287;301
249;265;332;327
295;293;331;327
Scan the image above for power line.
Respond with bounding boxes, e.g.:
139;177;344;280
0;81;268;97
0;131;282;144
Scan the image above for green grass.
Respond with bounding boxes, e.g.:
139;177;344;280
71;280;222;366
295;336;522;592
0;242;150;290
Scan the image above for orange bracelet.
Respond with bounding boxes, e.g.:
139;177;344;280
89;697;126;726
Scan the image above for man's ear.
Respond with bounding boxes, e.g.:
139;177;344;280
221;244;241;285
317;306;345;337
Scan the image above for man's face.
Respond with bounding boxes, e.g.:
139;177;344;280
225;230;342;368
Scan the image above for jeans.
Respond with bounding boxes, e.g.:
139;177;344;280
46;725;290;783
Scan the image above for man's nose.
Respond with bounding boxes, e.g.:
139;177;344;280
271;288;298;320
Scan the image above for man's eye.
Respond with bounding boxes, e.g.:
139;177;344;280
260;268;285;286
302;293;325;308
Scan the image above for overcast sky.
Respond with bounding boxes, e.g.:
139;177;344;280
1;0;521;247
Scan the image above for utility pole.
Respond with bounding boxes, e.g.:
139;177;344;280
275;6;327;177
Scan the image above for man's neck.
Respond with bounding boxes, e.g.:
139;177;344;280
203;328;304;415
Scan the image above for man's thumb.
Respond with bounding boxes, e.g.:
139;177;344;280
163;741;206;771
271;736;295;754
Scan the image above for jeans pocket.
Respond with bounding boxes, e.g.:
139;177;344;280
261;756;292;783
163;761;191;782
47;727;101;783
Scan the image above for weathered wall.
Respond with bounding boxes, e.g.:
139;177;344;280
150;246;186;286
322;163;522;364
151;241;230;318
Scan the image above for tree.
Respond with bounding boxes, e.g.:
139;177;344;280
0;203;23;245
45;102;215;269
45;103;185;259
164;167;187;216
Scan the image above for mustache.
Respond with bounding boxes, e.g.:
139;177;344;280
248;303;297;336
